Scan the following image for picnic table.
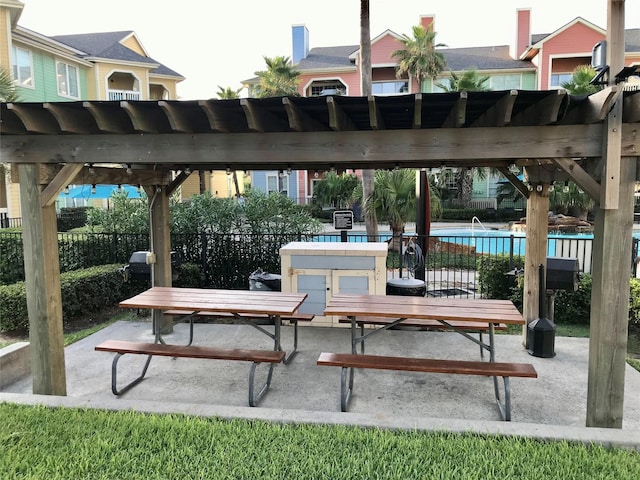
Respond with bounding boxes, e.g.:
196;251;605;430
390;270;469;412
319;294;537;420
95;287;307;406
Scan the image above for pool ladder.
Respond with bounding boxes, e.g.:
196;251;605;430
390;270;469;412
471;216;488;235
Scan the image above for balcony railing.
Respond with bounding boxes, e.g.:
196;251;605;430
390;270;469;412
107;90;141;101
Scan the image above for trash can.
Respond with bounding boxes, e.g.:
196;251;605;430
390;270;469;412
386;277;426;296
249;268;282;292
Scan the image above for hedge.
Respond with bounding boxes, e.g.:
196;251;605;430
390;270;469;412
0;264;147;333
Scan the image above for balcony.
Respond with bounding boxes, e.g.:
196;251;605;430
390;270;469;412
107;90;141;101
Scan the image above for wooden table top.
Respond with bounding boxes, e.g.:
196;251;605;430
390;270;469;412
324;294;525;325
119;287;307;317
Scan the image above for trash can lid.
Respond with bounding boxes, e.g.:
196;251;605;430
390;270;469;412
386;278;425;287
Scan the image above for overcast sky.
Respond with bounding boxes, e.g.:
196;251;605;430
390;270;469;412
16;0;640;100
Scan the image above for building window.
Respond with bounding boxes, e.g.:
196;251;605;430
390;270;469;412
56;61;79;98
489;74;521;90
266;173;289;195
11;45;33;87
550;73;573;88
309;80;346;96
372;81;408;95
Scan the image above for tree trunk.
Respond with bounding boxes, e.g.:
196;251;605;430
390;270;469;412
457;167;473;208
360;0;378;240
199;170;206;194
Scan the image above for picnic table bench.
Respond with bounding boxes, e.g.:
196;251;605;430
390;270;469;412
319;294;537;421
95;287;307;407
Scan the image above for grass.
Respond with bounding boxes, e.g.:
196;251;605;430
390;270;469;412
1;403;638;479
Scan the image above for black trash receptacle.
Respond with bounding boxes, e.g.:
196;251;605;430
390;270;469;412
386;277;426;297
249;269;282;292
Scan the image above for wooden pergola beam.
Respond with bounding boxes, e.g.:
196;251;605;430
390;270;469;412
241;98;289;132
40;163;85;207
282;97;328;132
326;97;357;131
497;166;529;199
442;91;467;128
368;96;385;130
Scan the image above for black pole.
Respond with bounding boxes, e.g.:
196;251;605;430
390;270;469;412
415;170;428;281
341;230;347;243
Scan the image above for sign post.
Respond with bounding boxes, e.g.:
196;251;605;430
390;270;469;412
333;210;354;242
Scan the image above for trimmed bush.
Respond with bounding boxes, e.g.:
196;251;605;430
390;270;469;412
0;264;147;333
476;254;524;300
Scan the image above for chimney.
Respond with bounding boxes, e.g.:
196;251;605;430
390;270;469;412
292;24;309;64
420;14;435;31
516;8;531;58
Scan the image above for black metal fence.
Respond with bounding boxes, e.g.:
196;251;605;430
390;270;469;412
2;230;630;294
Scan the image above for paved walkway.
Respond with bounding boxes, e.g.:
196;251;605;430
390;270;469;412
2;320;639;450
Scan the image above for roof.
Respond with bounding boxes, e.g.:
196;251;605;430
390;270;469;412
50;31;183;78
441;46;534;71
296;43;533;73
296;45;359;70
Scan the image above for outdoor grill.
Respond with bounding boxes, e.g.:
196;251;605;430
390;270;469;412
122;251;179;282
545;257;580;292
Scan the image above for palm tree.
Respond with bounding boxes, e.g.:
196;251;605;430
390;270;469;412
0;67;19;102
360;1;378;241
391;24;447;92
216;85;243;99
435;69;489;92
311;172;359;209
561;65;599;95
253;56;300;98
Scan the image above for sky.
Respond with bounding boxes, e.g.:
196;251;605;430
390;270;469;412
15;0;640;100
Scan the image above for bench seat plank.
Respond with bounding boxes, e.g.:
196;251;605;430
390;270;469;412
317;352;537;420
317;352;537;377
96;340;285;363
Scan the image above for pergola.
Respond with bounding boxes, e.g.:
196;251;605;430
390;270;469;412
2;4;639;429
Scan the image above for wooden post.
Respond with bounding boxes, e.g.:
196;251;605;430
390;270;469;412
585;0;629;429
18;164;66;395
587;157;634;428
522;184;549;344
148;186;173;334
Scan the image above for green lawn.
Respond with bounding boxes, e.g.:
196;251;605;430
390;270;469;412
1;403;638;479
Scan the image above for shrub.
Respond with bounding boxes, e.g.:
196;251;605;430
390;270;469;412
0;264;147;333
476;254;524;299
174;263;206;288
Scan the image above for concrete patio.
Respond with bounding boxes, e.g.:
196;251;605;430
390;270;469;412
2;319;639;450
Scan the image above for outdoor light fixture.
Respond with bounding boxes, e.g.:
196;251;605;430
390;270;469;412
117;184;123;193
91;184;96;194
314;171;319;178
330;165;336;173
287;167;292;175
64;186;70;195
126;164;132;174
563;181;570;193
394;163;400;171
226;167;232;176
184;167;191;175
536;184;543;193
137;185;142;194
88;164;95;175
278;170;285;178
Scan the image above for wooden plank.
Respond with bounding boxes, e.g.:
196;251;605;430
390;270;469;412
587;145;635;428
559;86;622;125
471;90;517;127
497;166;530;199
412;93;422;129
241;98;289;132
158;101;193;132
282;97;328;132
1;125;616;168
18;164;66;395
149;187;173;334
7;103;59;134
554;158;602;203
326;97;357;131
43;103;96;134
368;96;385;130
442;91;467;128
521;184;550;342
317;352;538;378
96;340;285;363
510;89;566;126
40;163;84;207
623;92;640;123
